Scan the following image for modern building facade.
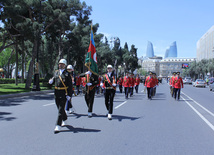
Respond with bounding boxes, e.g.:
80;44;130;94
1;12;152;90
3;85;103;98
197;25;214;61
146;41;154;58
159;58;195;77
138;57;195;77
140;58;161;76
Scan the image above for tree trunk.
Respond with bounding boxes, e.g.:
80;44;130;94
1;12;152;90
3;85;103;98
21;39;24;83
25;40;37;89
15;38;18;85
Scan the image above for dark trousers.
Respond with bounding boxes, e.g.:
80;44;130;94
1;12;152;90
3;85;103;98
172;87;175;97
76;85;80;94
85;88;96;112
105;89;115;114
124;87;129;98
135;85;139;93
119;85;123;93
147;87;153;99
174;88;181;100
153;87;156;96
96;86;100;94
130;87;134;96
65;99;73;111
55;90;67;126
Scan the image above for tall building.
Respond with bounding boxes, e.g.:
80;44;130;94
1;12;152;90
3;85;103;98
197;25;214;61
164;47;170;58
146;41;154;58
165;41;177;58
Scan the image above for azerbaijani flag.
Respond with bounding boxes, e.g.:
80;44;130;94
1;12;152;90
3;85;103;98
85;25;98;75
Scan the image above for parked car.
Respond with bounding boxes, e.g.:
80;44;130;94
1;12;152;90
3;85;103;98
183;77;192;84
209;82;214;91
192;79;206;88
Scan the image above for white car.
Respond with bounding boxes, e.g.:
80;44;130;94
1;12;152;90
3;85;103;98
192;79;206;88
183;77;192;84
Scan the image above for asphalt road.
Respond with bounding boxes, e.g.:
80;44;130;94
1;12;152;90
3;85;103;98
1;80;214;155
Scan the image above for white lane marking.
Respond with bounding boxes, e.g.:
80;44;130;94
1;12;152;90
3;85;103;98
181;92;214;117
181;96;214;131
115;101;127;109
43;103;55;106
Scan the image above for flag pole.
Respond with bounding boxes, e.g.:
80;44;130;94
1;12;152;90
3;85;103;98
87;23;93;94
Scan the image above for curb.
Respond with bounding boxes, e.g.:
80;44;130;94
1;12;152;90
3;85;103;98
0;90;54;100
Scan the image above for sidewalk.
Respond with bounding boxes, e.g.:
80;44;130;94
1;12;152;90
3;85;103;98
0;90;54;100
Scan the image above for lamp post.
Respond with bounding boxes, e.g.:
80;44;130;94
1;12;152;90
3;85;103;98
32;0;41;91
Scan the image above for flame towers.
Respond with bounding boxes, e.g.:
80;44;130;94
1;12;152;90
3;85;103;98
164;41;177;58
146;41;155;58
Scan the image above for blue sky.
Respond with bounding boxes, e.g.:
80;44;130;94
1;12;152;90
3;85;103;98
84;0;214;58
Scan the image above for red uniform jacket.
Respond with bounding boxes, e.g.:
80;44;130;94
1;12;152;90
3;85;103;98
154;77;158;86
123;76;131;87
135;77;141;86
130;77;135;87
81;77;86;87
117;77;123;85
170;76;175;87
173;76;183;89
97;77;101;86
144;76;155;88
76;76;82;86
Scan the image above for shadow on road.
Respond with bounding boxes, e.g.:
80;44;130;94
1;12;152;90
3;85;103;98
111;115;142;122
70;113;142;122
0;112;16;121
60;125;101;133
0;94;54;107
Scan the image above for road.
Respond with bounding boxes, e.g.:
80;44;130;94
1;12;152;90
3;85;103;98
1;80;214;155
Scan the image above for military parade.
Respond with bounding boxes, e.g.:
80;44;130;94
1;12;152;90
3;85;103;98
2;0;214;155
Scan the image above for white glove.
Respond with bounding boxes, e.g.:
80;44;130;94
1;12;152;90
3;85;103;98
86;71;91;75
49;78;54;84
112;84;116;87
100;83;103;87
87;83;92;86
66;96;71;101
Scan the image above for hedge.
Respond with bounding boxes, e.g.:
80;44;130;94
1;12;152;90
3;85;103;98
0;78;48;84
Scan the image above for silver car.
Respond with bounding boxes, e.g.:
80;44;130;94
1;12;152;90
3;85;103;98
183;77;192;84
193;79;206;88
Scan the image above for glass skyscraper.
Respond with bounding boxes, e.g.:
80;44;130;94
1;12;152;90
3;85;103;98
146;41;154;58
164;41;177;58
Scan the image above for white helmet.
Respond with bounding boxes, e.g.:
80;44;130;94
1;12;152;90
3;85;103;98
67;65;73;70
59;59;67;65
107;65;113;69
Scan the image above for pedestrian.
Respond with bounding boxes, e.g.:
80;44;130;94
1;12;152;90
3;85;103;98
65;65;74;114
170;72;177;97
173;72;184;100
117;75;123;93
123;73;131;99
152;73;158;96
135;74;141;93
84;70;99;117
100;65;116;120
144;71;155;100
75;73;81;95
130;73;135;97
49;59;73;134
